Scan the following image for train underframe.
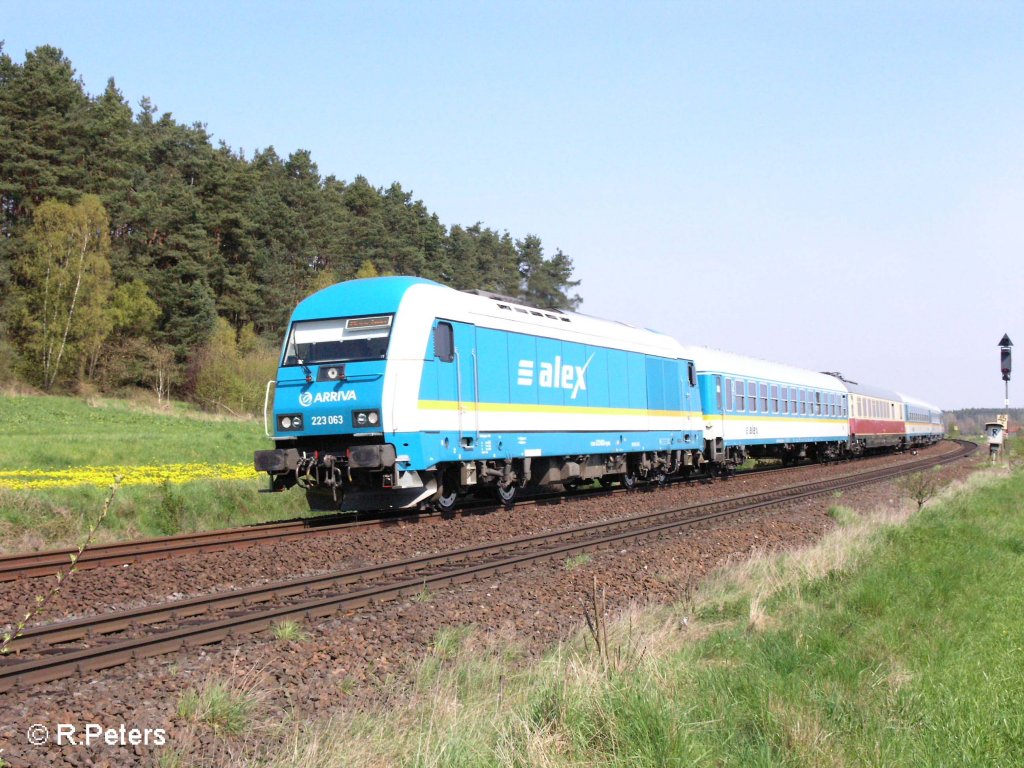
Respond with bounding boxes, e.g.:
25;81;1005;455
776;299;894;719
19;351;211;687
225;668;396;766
257;432;940;513
255;442;707;512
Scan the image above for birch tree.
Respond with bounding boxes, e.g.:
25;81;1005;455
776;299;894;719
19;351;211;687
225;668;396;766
11;195;113;389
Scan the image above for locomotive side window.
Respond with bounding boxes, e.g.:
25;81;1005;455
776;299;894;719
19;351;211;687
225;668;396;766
434;322;455;362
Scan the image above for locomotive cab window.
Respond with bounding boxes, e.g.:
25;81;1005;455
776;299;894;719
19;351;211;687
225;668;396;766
688;362;697;388
283;314;393;366
434;321;455;362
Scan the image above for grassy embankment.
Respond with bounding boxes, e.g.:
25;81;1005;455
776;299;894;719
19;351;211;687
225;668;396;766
0;394;307;552
222;463;1023;767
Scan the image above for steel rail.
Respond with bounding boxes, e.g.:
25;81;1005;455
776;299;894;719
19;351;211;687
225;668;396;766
0;440;974;692
6;440;967;651
0;442;957;582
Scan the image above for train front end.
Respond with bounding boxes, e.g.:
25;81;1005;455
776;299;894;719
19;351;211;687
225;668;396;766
254;277;433;510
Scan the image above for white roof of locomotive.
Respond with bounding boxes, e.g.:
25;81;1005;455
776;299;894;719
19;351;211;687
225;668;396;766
417;283;687;358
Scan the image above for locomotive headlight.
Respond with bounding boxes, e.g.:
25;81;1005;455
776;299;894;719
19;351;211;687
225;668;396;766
277;414;303;432
352;410;381;430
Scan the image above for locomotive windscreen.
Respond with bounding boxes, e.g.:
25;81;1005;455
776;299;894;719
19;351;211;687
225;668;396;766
282;315;393;365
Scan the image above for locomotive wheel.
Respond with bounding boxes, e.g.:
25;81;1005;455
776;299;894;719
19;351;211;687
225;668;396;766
436;487;458;513
497;482;518;509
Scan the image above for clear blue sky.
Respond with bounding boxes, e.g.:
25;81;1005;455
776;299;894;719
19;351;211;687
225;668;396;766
4;1;1022;409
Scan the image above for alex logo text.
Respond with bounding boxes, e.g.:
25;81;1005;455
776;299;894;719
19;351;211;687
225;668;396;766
516;354;594;400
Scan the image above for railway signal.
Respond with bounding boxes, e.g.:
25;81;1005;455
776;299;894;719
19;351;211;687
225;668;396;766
999;334;1012;383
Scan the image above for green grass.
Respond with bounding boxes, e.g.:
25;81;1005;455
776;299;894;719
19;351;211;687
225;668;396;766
0;393;268;469
178;678;261;736
0;394;308;550
270;620;309;643
248;468;1024;767
564;553;592;570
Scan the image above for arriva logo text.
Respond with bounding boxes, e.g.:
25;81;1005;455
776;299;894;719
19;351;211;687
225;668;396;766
517;354;594;400
298;390;357;407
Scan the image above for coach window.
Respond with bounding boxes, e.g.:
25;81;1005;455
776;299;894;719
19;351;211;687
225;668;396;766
791;389;798;414
815;391;822;415
771;385;779;413
760;383;768;412
748;381;757;413
781;386;788;414
434;322;454;362
735;380;745;411
714;375;722;410
726;378;733;411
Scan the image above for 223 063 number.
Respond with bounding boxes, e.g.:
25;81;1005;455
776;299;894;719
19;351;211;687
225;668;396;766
311;415;345;426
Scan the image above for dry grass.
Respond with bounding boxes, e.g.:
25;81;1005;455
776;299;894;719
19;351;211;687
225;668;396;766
225;467;1006;768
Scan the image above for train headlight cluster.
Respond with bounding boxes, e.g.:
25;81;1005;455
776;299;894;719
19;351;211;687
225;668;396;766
352;409;381;428
277;414;303;432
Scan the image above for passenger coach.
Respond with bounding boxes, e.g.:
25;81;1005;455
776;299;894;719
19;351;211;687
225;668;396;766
844;381;906;454
900;393;944;448
683;347;850;469
255;277;705;510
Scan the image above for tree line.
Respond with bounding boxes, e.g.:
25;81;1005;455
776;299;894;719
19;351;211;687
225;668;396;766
0;44;581;410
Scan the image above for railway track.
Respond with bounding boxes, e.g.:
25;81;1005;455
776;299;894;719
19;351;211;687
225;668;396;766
0;444;951;582
0;508;445;582
0;439;975;692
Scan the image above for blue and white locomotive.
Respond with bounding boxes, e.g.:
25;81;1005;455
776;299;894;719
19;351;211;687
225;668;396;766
254;277;705;510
